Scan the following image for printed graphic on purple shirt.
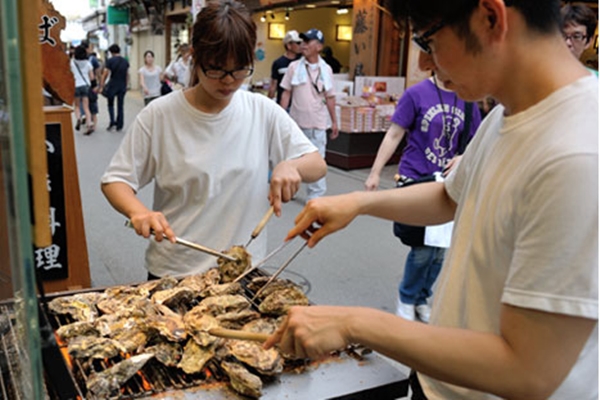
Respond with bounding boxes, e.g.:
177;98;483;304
391;79;481;179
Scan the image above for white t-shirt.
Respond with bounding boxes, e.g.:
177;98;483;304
138;65;162;99
101;90;317;277
70;59;93;88
166;57;191;88
420;75;598;399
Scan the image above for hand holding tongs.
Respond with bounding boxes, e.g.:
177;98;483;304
124;220;236;262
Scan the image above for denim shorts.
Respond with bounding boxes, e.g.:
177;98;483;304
75;85;90;97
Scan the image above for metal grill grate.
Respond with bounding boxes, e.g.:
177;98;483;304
0;305;26;400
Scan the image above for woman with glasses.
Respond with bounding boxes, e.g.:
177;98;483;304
100;0;326;279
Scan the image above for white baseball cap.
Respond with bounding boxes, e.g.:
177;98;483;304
283;30;301;44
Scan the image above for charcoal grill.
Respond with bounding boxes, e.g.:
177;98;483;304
4;268;408;399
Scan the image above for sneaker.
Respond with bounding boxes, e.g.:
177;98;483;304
75;118;81;131
396;299;415;321
107;124;116;132
416;304;431;323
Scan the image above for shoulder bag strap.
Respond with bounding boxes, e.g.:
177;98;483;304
457;102;473;155
73;61;90;86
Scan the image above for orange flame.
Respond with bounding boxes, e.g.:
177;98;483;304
137;371;152;391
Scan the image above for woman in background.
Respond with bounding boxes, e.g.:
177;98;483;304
138;50;163;105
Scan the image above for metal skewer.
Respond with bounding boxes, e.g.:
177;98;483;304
124;220;237;262
245;206;275;248
250;241;308;302
233;240;294;283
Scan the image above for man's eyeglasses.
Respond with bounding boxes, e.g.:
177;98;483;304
412;21;446;54
563;32;587;43
201;65;254;80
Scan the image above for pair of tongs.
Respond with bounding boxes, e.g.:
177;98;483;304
245;206;275;248
124;220;236;262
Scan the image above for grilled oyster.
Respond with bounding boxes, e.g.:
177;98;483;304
221;361;262;399
86;353;154;399
147;303;187;342
97;286;150;315
47;292;102;322
94;311;145;338
68;336;127;359
146;342;182;367
227;339;283;375
258;287;309;315
241;318;279;335
218;246;251;283
151;286;195;311
248;278;301;300
137;276;179;294
112;328;150;354
56;321;99;342
193;294;251;316
183;313;220;347
178;339;216;374
200;282;243;298
178;268;221;293
216;309;260;330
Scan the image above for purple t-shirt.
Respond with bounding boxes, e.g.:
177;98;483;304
391;79;481;179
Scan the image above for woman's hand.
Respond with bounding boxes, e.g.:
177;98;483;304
269;160;302;216
129;211;176;243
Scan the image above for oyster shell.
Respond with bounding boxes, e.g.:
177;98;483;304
216;309;260;330
218;246;251;283
137;276;179;294
177;268;221;293
97;286;150;315
178;339;216;374
193;294;250;316
112;328;150;354
258;287;309;315
47;292;102;322
146;342;182;367
248;278;301;300
68;336;127;359
183;313;220;347
227;339;283;375
221;361;262;399
200;282;243;298
86;353;154;399
56;321;99;342
147;303;187;342
151;286;195;311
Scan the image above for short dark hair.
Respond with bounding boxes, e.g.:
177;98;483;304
108;44;121;54
561;4;597;42
190;0;256;85
386;0;561;35
144;50;155;58
74;45;88;60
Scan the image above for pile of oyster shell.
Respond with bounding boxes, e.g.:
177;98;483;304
47;246;309;399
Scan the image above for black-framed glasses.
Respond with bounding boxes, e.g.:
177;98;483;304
563;32;587;42
412;21;446;54
200;65;254;80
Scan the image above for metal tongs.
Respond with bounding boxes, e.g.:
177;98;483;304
124;220;236;262
250;240;308;302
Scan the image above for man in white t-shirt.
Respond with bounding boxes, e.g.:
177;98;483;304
265;1;598;399
280;28;338;200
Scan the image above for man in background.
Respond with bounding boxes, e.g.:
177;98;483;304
268;30;302;105
561;3;598;76
280;28;338;200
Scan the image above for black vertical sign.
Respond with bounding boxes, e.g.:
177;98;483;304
34;123;68;280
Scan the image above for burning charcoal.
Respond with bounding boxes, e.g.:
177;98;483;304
56;321;99;342
86;353;154;399
258;287;309;315
218;246;251;283
227;339;283;376
193;294;251;316
177;339;216;374
151;287;195;310
183;313;220;347
146;342;182;367
216;309;260;330
68;336;127;359
221;360;262;399
147;303;187;342
137;276;179;294
178;268;221;293
97;286;150;315
200;281;243;298
47;292;103;322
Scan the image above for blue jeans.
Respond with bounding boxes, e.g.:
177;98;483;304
107;88;126;130
301;128;327;200
399;245;445;305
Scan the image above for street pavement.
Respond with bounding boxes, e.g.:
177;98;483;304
73;90;407;313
